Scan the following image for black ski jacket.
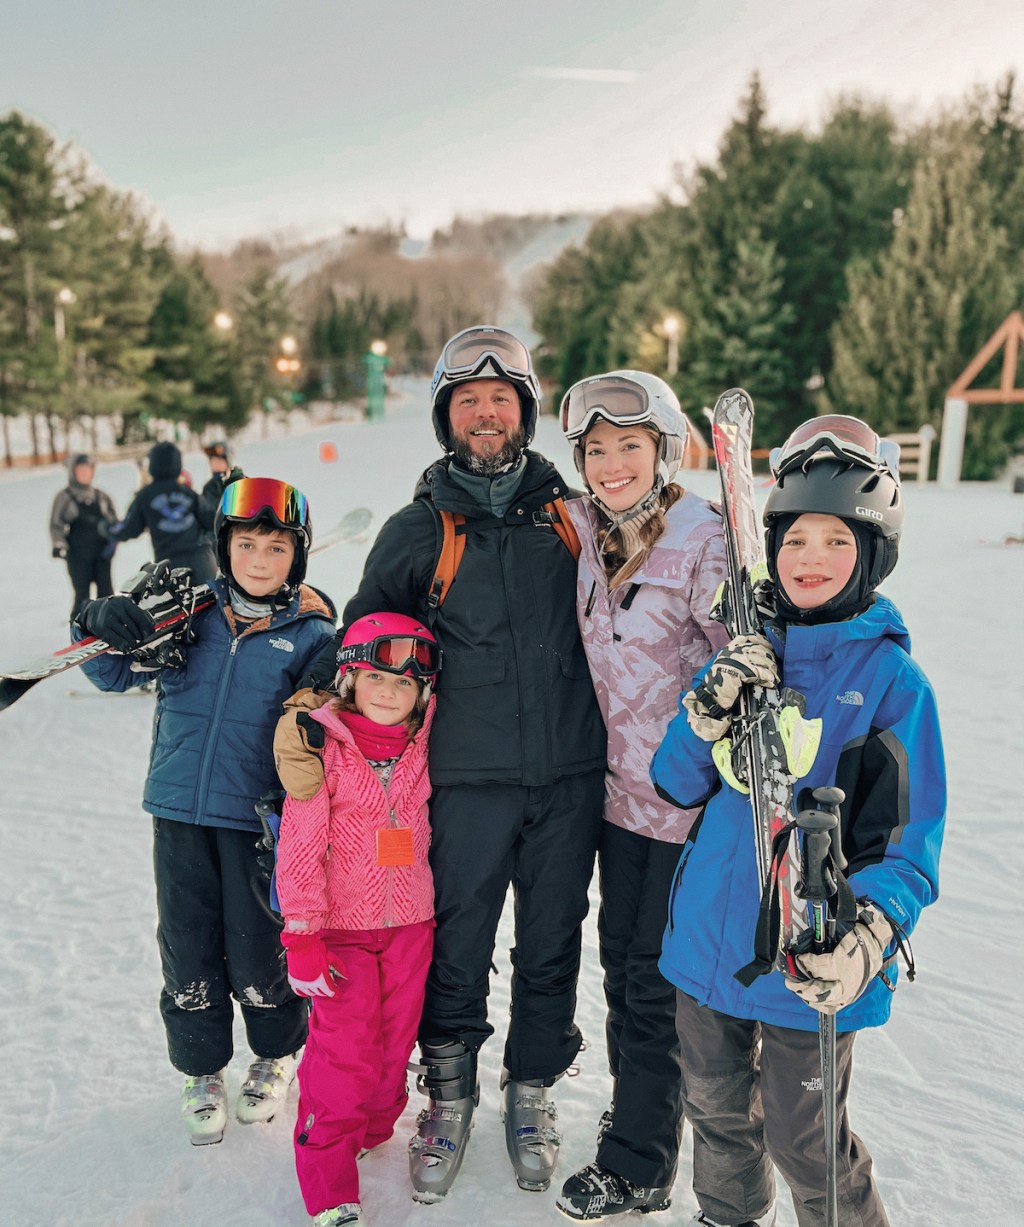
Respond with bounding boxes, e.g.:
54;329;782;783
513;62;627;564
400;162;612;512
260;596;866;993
340;452;606;787
110;479;217;578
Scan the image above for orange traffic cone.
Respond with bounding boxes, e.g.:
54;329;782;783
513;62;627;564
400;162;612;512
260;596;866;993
319;441;338;463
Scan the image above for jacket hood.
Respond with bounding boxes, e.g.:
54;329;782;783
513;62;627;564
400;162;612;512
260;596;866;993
148;441;182;480
768;593;911;663
413;450;571;515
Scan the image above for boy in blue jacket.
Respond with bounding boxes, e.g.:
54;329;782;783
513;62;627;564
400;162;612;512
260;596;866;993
651;417;945;1227
75;478;336;1145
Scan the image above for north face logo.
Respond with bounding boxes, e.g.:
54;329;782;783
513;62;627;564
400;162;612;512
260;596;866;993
269;637;294;653
836;690;864;706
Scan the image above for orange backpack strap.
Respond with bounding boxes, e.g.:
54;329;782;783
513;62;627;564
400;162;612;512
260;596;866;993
545;497;582;560
427;510;467;609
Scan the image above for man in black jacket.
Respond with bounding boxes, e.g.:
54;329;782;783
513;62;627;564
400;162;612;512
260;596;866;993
285;327;606;1203
107;441;217;582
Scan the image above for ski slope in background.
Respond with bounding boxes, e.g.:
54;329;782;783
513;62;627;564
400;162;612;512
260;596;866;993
2;378;1022;1225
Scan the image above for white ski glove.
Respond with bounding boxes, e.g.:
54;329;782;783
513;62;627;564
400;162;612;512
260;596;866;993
785;906;892;1015
683;633;779;742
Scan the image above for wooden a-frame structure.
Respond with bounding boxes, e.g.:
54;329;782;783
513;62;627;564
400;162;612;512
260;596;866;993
939;309;1024;485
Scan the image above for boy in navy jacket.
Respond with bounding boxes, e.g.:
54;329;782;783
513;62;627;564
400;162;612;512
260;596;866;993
651;418;945;1227
75;478;335;1145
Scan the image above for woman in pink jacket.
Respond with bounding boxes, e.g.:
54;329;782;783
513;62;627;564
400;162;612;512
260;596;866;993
556;372;729;1223
275;613;441;1227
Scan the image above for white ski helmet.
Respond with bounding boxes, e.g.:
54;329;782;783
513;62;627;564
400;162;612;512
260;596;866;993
430;325;542;450
560;369;688;492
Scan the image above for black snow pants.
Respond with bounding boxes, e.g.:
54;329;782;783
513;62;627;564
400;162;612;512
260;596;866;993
596;822;685;1189
153;817;308;1076
66;550;113;620
418;771;604;1082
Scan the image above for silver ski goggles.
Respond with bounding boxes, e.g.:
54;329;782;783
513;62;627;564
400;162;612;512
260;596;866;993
336;634;441;680
438;327;533;382
560;375;652;440
770;415;901;480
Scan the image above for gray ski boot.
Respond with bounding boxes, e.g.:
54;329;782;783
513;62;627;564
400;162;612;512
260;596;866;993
500;1069;563;1192
408;1040;479;1204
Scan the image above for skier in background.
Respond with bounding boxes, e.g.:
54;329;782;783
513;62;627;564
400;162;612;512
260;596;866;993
554;371;729;1221
105;441;217;582
48;452;119;619
651;416;946;1227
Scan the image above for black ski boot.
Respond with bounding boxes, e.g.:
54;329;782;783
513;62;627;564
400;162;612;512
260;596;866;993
556;1162;672;1220
408;1040;478;1204
500;1069;562;1192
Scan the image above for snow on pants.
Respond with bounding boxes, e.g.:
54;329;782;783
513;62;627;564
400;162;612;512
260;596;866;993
293;922;434;1214
153;817;308;1076
419;772;604;1081
596;822;684;1189
674;991;890;1227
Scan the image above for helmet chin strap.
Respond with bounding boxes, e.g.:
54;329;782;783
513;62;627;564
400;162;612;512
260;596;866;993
590;478;664;527
227;578;293;617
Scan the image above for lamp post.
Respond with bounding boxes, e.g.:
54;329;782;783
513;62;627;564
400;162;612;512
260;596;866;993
53;288;77;455
363;340;390;422
662;314;682;378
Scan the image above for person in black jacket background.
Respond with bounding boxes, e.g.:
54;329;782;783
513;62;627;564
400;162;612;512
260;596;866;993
48;452;119;618
277;327;606;1204
106;441;217;581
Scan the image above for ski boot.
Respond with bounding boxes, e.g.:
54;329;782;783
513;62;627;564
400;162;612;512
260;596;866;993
236;1052;297;1124
312;1205;364;1226
408;1039;478;1204
556;1162;672;1220
500;1069;562;1192
181;1071;228;1146
688;1213;776;1227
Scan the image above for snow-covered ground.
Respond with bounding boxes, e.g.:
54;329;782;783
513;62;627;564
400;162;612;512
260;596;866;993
2;378;1022;1226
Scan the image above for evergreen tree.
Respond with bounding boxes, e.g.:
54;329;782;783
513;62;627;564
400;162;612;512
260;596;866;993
825;125;1016;477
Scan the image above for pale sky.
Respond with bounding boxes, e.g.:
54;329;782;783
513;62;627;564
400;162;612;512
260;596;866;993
3;0;1020;250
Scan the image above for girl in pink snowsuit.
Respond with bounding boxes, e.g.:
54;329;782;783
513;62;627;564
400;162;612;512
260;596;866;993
275;613;441;1227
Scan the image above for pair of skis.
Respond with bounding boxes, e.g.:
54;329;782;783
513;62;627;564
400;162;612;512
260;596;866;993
709;389;849;1227
0;506;372;713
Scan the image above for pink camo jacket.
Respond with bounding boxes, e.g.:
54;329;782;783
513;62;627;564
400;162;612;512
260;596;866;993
567;491;730;844
275;699;435;932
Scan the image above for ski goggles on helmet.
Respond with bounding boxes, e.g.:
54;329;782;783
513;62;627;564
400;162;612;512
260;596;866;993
336;634;442;680
438;327;533;383
219;477;309;531
560;375;653;440
770;415;901;480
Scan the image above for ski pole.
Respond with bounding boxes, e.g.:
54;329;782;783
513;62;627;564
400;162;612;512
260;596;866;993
795;785;846;1227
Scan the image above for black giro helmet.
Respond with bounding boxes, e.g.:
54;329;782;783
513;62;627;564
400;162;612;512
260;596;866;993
429;325;541;451
213;476;312;589
765;417;902;593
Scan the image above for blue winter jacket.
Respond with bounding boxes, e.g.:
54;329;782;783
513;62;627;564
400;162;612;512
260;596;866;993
652;595;945;1034
78;579;336;833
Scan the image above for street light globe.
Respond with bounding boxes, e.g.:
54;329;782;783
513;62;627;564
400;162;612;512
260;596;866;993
370;339;388;356
280;335;298;356
214;311;234;332
662;314;682;340
56;287;77;305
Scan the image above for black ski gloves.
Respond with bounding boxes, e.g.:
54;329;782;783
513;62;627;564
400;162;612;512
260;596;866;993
76;596;157;652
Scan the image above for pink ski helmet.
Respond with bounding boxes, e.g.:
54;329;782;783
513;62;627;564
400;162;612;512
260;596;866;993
335;612;441;690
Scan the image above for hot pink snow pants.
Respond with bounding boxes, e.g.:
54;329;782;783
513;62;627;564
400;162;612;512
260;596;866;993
293;921;433;1214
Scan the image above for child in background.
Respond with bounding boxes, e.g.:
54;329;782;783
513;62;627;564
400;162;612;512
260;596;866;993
651;416;946;1227
48;452;119;618
74;478;336;1145
274;613;440;1227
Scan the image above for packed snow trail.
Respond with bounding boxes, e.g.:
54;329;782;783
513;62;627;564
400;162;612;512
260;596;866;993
2;380;1021;1224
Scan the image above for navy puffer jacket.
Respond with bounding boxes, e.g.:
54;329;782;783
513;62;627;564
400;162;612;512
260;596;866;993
79;580;336;832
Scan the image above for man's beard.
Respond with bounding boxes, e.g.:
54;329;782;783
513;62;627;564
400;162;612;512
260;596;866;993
451;425;527;475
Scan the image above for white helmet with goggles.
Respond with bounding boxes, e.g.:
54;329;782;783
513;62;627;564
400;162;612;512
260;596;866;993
430;326;542;450
560;370;688;496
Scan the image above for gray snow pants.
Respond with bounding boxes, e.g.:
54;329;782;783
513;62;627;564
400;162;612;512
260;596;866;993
674;991;890;1227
